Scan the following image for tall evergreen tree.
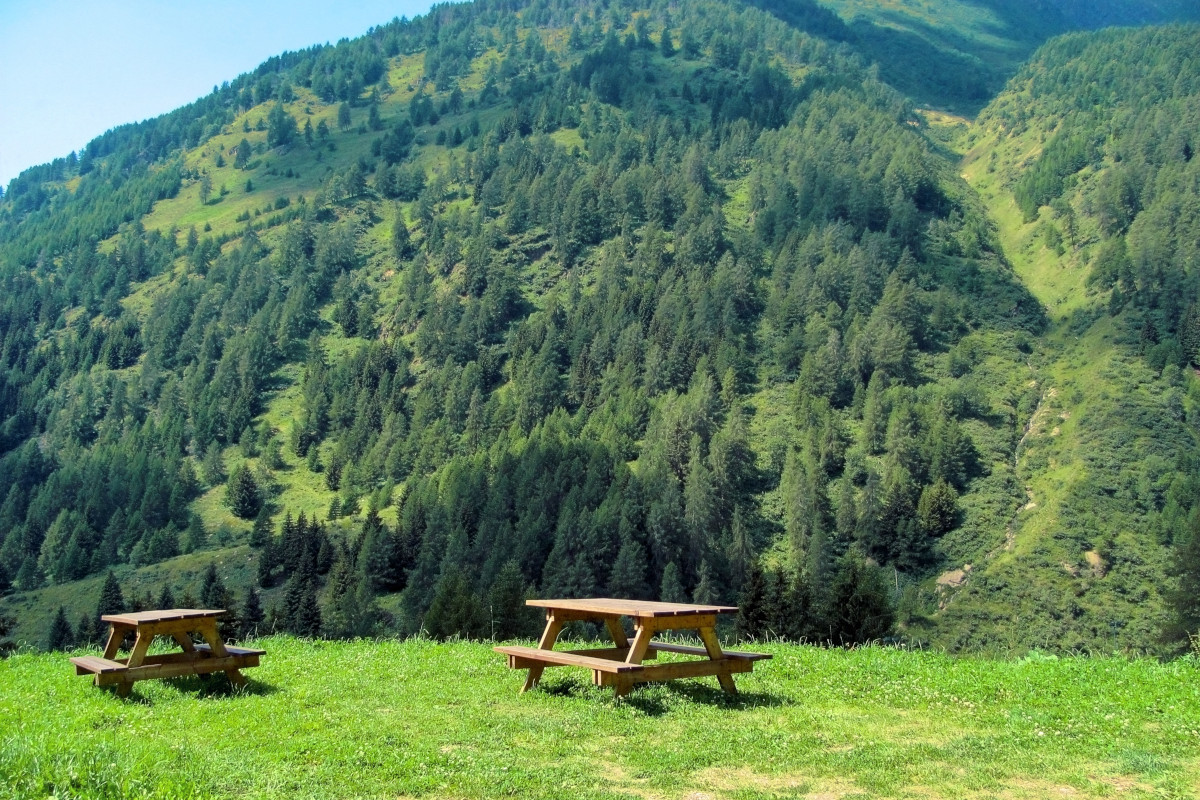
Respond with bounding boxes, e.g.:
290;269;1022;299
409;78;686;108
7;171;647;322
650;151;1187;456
200;563;228;609
1168;512;1200;644
693;559;721;605
241;587;266;637
660;561;688;603
322;549;382;639
75;613;96;648
487;559;533;640
392;213;413;259
226;464;262;519
825;550;895;645
425;567;485;639
283;561;322;637
736;561;770;641
95;570;125;622
608;535;650;599
47;606;74;650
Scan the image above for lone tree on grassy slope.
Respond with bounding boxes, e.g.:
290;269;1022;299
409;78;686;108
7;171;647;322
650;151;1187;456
226;463;262;520
267;103;297;149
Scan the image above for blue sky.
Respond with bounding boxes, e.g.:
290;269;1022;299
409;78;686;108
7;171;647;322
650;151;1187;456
0;0;437;189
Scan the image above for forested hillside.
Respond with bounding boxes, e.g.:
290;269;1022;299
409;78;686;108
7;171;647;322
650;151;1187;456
796;0;1200;112
0;1;1197;656
941;24;1200;652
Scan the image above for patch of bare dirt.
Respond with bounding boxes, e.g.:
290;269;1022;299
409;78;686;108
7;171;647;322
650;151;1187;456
1084;550;1106;577
691;767;859;799
938;569;968;588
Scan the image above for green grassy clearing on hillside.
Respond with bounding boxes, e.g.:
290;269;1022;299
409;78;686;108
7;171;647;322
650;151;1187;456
2;639;1198;799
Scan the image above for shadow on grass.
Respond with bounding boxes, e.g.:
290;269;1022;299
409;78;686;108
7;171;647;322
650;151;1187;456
119;674;278;703
535;676;786;716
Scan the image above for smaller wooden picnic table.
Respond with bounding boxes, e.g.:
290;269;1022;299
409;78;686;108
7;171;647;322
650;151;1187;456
495;598;769;697
70;609;263;697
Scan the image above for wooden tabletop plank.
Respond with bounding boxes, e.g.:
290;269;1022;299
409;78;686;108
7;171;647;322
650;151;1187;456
526;598;738;617
101;608;226;625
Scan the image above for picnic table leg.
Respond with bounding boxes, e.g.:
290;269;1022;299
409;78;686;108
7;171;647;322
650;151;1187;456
625;622;653;665
697;626;737;695
111;628;156;698
196;620;247;687
603;618;629;650
522;614;563;693
101;624;126;660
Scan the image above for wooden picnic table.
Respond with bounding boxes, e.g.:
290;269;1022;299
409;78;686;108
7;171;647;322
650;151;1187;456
495;598;770;697
70;608;263;697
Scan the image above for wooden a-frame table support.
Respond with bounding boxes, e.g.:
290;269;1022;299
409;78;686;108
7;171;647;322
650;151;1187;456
71;609;263;697
495;599;770;698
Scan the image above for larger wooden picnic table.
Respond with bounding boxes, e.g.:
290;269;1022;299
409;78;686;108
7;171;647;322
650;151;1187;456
70;609;263;697
495;598;770;697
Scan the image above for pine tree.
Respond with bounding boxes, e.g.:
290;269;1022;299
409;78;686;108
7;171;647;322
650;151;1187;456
242;587;266;637
202;442;226;486
727;506;753;594
181;514;206;554
200;563;229;610
1168;512;1200;643
47;606;74;651
1180;304;1200;367
322;550;382;639
76;614;96;647
693;559;721;605
659;27;676;57
283;561;322;637
226;464;262;519
392;214;414;263
234;137;252;169
825;549;895;645
425;567;484;639
250;508;272;547
95;570;125;623
156;584;176;609
608;535;650;599
257;536;278;588
660;561;688;603
736;561;770;641
15;556;42;591
488;559;532;640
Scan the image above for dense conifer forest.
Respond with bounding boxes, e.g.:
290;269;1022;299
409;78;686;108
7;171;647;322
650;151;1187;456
0;0;1198;657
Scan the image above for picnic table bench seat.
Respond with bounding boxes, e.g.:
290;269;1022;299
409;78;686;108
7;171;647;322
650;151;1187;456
646;641;771;661
194;643;267;658
70;655;128;676
495;645;641;673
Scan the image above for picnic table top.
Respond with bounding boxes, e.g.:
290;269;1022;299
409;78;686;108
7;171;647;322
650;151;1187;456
526;598;738;618
101;608;227;626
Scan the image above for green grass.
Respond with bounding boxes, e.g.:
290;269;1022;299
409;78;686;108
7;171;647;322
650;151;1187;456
3;639;1199;799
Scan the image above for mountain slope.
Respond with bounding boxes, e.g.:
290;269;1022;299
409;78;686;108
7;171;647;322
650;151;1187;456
802;0;1200;112
936;24;1200;652
0;2;1196;656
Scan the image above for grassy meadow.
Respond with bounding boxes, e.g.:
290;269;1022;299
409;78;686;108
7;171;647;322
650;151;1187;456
3;638;1199;799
